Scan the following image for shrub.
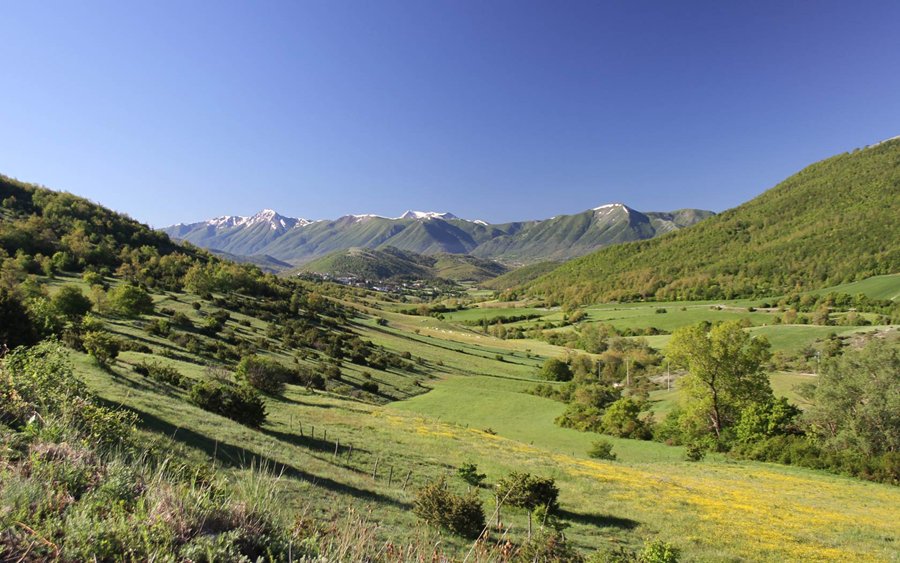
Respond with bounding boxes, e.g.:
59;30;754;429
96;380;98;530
82;270;106;288
106;284;154;317
684;443;706;462
171;311;193;328
133;360;187;388
495;472;559;513
295;366;325;390
601;397;653;439
517;530;584;562
540;358;572;382
51;285;93;320
457;463;486;487
413;477;485;539
0;288;39;348
639;540;680;563
235;355;293;395
83;331;121;368
360;380;379;394
189;380;266;427
588;439;617;461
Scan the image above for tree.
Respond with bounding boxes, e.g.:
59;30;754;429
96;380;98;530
235;355;291;395
601;397;653;439
667;321;772;441
106;284;154;317
540;358;573;382
0;288;39;348
51;285;93;320
83;330;121;368
495;472;559;513
802;339;899;457
457;463;486;487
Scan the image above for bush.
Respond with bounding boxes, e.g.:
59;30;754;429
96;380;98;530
588;439;617;461
517;530;584;562
106;284;154;317
540;358;573;382
601;397;653;439
295;366;326;390
639;540;680;563
360;380;379;394
683;443;706;462
133;360;187;388
189;380;267;427
495;472;559;513
0;287;39;348
171;311;193;328
235;355;292;395
413;477;485;539
83;331;121;368
51;285;93;320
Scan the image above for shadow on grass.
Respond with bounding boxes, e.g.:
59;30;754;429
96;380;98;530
558;508;639;530
123;404;411;510
261;427;373;457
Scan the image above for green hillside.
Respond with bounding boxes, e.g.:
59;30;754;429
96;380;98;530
296;246;507;282
482;260;563;290
529;140;900;305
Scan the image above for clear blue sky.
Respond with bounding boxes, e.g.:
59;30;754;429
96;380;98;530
3;1;899;226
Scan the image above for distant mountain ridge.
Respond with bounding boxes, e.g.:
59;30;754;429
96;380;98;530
163;204;714;265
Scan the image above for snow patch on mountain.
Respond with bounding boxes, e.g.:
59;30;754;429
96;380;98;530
398;210;458;220
202;210;308;231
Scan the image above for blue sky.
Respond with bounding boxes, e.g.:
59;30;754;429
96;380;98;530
2;1;899;226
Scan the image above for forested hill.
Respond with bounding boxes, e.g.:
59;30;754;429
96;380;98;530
527;139;900;306
295;246;507;282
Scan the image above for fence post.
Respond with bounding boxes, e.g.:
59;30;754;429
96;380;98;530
372;457;379;480
403;470;412;490
346;445;352;461
333;440;339;461
388;466;394;487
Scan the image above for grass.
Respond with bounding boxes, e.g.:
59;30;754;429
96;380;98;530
748;324;889;353
805;273;900;301
74;348;900;562
42;273;900;561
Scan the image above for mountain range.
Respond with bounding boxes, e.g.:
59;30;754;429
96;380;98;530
163;205;714;266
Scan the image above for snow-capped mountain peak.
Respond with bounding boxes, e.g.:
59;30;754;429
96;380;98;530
204;210;308;231
592;203;630;216
398;210;458;220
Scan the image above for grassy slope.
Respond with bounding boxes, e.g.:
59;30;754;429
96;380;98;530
388;374;899;561
528;140;900;304
49;273;897;561
805;273;900;301
73;342;900;562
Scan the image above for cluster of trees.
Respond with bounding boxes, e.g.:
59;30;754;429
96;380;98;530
531;345;660;439
658;322;898;483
